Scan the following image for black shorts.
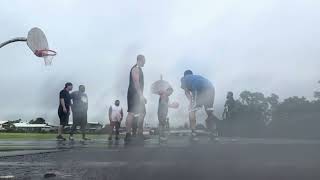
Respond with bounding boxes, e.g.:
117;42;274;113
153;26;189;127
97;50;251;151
127;90;146;114
194;87;215;110
72;111;87;127
58;110;70;126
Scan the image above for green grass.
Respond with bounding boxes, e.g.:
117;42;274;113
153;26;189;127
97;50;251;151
0;133;107;140
0;133;113;151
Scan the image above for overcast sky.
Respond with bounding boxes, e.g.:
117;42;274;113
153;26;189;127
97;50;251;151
0;0;319;126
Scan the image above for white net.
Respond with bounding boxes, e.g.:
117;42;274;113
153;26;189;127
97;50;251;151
39;49;56;66
43;55;53;66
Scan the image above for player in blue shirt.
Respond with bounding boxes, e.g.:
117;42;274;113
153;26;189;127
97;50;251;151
181;70;216;141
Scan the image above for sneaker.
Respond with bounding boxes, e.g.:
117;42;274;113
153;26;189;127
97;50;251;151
82;137;91;141
56;135;66;141
159;136;168;142
190;132;199;142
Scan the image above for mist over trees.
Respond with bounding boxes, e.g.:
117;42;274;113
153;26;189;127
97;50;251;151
222;81;320;138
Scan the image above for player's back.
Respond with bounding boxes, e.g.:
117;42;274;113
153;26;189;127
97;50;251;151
182;75;213;92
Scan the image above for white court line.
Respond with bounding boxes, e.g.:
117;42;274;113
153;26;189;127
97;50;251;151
0;161;177;168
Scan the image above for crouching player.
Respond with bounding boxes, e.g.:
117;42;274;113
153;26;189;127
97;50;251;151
181;70;216;141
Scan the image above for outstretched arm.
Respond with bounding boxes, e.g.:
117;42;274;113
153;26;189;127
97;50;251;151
184;89;192;102
60;99;67;113
132;67;142;96
132;67;146;104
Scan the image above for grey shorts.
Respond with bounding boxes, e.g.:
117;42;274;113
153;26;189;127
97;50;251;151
192;88;215;111
72;112;87;127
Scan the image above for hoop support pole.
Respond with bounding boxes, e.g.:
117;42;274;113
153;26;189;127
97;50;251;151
0;37;27;48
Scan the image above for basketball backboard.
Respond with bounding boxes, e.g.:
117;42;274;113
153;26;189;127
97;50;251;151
0;27;56;66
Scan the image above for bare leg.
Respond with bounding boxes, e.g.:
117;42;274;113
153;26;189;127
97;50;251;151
115;122;120;140
124;113;135;142
125;113;135;134
81;124;86;139
137;112;146;135
58;125;63;136
81;113;88;140
57;125;66;140
205;110;215;131
159;120;166;138
108;123;114;140
189;110;199;141
206;88;215;132
69;124;77;137
132;117;138;136
189;111;196;132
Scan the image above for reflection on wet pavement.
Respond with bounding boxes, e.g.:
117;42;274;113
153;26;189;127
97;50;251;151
1;136;320;179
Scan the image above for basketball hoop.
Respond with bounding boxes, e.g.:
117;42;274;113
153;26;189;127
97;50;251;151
34;49;57;66
0;27;57;66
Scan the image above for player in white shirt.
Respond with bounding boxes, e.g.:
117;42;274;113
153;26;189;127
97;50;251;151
108;100;123;141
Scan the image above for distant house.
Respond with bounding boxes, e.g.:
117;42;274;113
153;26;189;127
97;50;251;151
0;121;9;130
13;122;51;132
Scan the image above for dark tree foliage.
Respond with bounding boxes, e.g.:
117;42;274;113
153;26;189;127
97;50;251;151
315;80;320;100
224;91;274;137
270;96;320;138
222;88;320;139
29;117;46;124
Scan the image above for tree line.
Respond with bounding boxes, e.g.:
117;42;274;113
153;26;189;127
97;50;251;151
220;81;320;139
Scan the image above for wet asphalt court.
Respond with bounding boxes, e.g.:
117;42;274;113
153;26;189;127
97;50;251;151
1;136;320;180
